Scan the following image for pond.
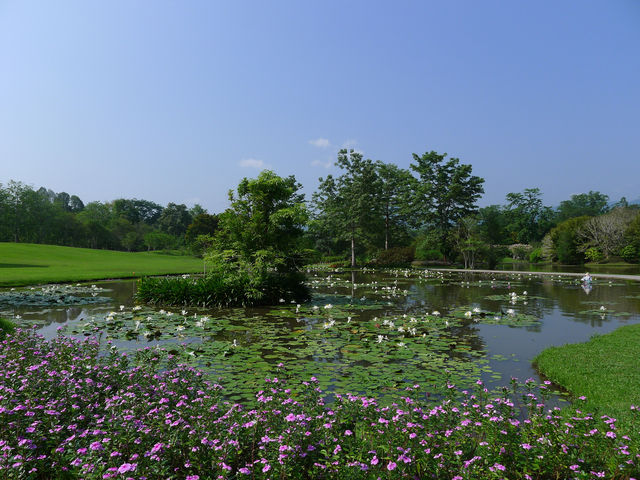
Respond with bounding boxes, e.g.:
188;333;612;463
3;269;640;405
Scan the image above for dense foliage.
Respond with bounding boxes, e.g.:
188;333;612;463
1;328;639;479
0;181;211;253
138;171;310;307
2;151;639;266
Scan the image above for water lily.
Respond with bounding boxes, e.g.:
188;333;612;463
464;311;472;318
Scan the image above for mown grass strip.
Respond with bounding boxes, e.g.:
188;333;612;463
0;243;203;286
535;323;640;421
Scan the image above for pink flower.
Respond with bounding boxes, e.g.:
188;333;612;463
387;461;397;471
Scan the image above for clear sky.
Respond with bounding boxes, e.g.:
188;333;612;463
1;1;639;212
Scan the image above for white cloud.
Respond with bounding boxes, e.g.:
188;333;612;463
342;138;358;149
311;158;333;169
309;138;330;148
239;158;266;169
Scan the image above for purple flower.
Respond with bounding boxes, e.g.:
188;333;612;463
387;461;397;471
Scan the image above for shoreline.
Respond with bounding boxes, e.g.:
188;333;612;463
426;267;640;282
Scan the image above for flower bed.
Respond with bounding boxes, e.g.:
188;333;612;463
1;329;638;479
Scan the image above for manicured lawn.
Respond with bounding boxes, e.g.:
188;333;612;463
535;323;640;422
0;243;203;286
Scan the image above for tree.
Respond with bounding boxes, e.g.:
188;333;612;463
375;161;415;250
576;207;638;259
218;170;307;260
312;149;381;267
185;213;219;245
410;151;485;260
556;191;609;221
504;188;554;243
453;216;485;269
158;203;192;237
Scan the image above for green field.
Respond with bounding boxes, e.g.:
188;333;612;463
535;324;640;422
0;243;204;286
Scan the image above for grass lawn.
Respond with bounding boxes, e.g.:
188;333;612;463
0;243;204;286
535;324;640;422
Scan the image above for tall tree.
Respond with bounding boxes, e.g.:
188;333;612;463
410;151;485;260
504;188;554;243
556;191;609;221
312;149;381;267
375;161;415;250
158;203;192;237
218;170;307;260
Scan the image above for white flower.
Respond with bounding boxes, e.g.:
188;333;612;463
324;304;333;309
176;325;185;331
473;307;481;313
464;311;472;318
506;309;515;315
432;311;440;316
133;305;142;311
523;291;528;296
181;310;188;316
119;305;125;311
397;342;406;348
376;335;385;343
599;305;606;311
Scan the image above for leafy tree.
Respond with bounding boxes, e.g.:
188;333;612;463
211;170;309;302
113;199;164;225
410;151;485;260
54;192;72;211
158;203;192;237
143;231;175;251
189;204;207;218
504;188;554;243
375;161;415;250
478;205;509;245
453;216;485;269
312;150;381;267
185;213;219;245
218;170;307;259
69;195;85;213
543;216;590;264
556;191;609;221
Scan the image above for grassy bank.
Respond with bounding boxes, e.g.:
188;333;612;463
0;243;203;286
535;323;640;422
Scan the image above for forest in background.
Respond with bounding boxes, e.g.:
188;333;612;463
1;149;639;268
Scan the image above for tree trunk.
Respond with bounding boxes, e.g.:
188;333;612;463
351;232;356;268
385;203;389;250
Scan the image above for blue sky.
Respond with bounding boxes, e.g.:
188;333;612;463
1;1;639;212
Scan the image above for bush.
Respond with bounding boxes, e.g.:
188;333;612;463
620;244;638;263
585;247;604;263
0;317;15;339
529;247;543;263
369;246;415;267
508;243;533;260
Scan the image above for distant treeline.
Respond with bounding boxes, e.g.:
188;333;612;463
0;180;218;252
2;148;639;266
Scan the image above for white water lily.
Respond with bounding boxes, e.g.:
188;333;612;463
176;325;185;331
397;342;406;348
523;291;528;296
599;305;606;311
464;311;472;318
506;309;515;315
133;305;142;311
323;319;335;329
432;311;440;316
324;304;333;309
119;305;125;311
376;335;385;343
473;307;481;313
231;339;238;347
134;320;141;331
181;310;188;316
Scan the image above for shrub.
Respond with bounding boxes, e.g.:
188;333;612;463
529;247;543;263
620;244;638;263
585;247;604;263
0;317;15;339
369;246;415;267
508;243;533;260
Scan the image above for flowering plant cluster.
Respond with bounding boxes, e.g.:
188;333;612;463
1;329;638;479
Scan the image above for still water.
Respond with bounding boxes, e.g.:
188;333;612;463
3;269;640;403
